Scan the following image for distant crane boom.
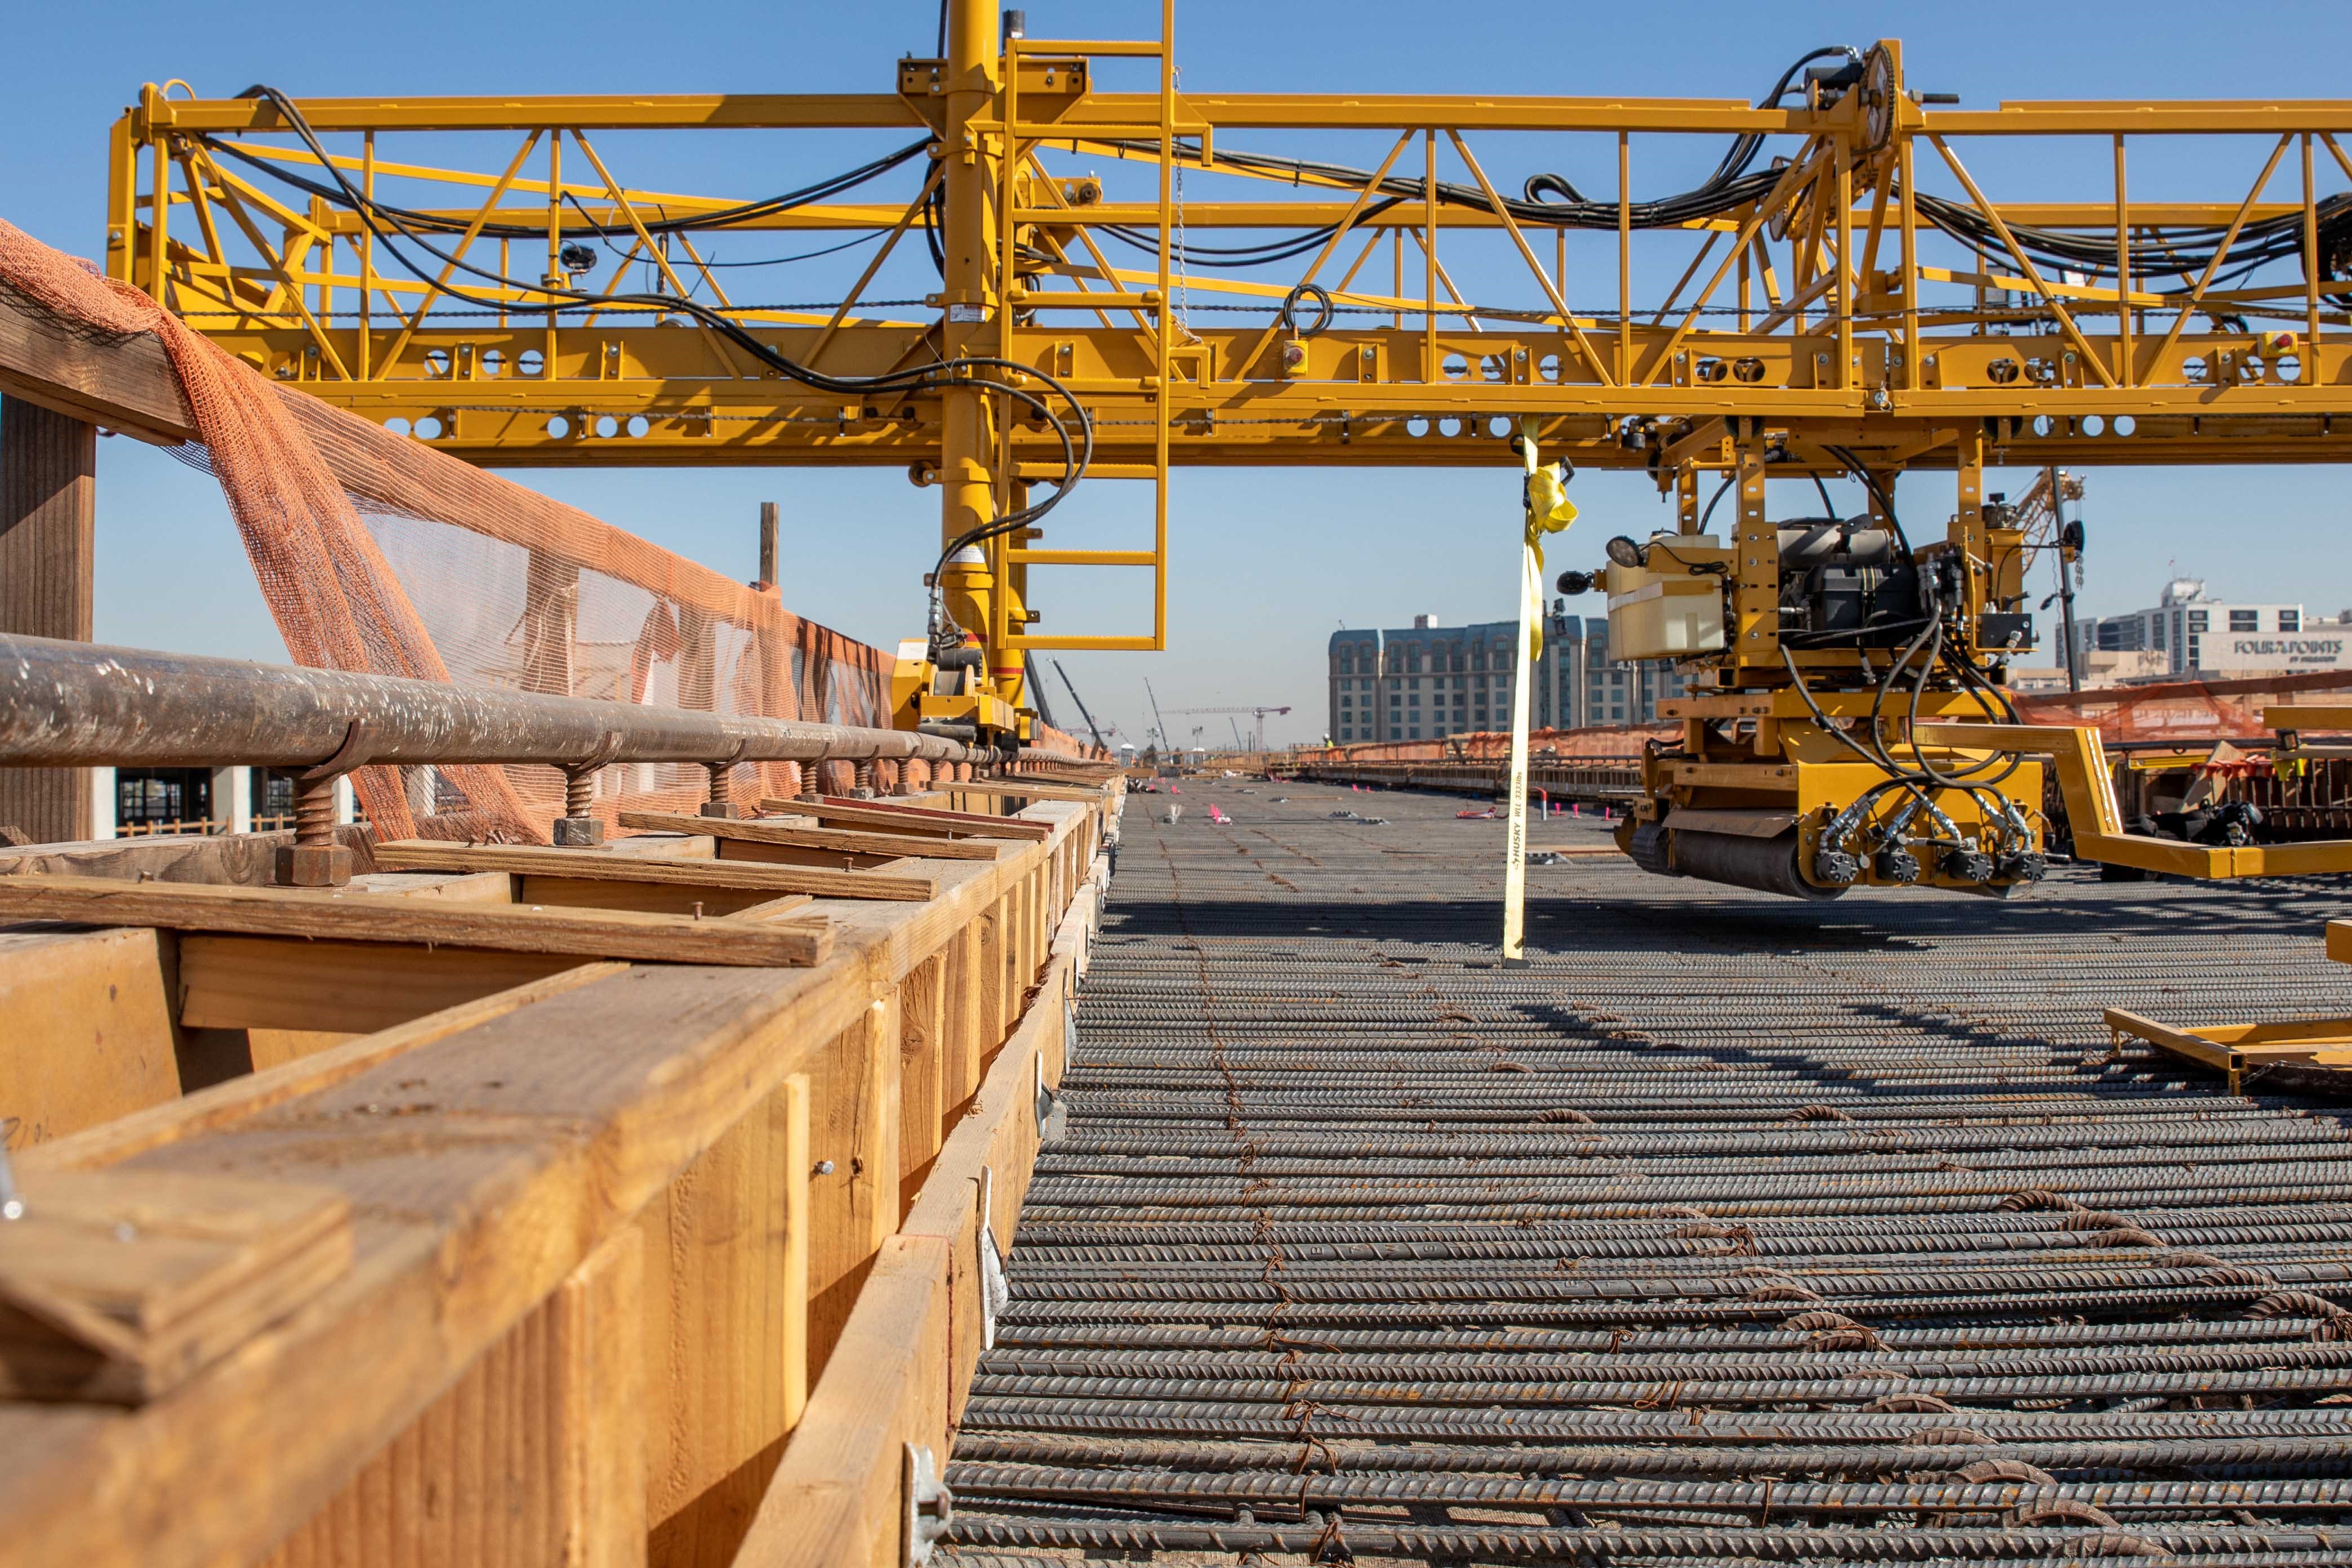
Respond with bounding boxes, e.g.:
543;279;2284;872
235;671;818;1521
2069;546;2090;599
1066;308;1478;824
1168;703;1294;752
1050;660;1107;751
1144;679;1174;761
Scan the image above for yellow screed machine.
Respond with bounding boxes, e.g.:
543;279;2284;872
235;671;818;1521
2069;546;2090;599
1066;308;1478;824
110;2;2352;892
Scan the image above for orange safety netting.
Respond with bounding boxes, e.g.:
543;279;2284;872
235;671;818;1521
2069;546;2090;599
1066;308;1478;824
0;219;1081;840
2015;669;2352;742
1303;724;1671;764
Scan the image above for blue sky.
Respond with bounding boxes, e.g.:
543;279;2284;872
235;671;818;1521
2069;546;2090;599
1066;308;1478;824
8;1;2352;747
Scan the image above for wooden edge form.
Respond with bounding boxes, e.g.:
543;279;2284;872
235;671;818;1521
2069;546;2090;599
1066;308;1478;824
619;809;1000;863
929;780;1107;803
0;875;831;967
23;962;629;1174
738;854;1109;1568
376;840;822;887
797;798;1054;839
0;279;198;446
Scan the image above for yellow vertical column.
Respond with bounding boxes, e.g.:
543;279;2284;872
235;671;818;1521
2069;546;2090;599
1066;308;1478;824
1732;430;1774;670
941;0;1003;681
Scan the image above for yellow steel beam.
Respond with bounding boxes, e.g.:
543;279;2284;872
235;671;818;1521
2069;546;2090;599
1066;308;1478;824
2269;706;2352;730
1918;721;2352;877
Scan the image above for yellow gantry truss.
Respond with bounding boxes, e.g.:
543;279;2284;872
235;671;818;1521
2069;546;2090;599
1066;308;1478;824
106;11;2352;656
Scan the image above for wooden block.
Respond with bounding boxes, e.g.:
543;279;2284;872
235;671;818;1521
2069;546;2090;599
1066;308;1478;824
620;809;999;863
776;798;1052;841
347;868;515;903
897;954;948;1217
376;838;933;903
730;893;819;923
805;997;901;1387
745;942;1084;1568
975;899;1006;1050
736;1234;951;1568
0;926;181;1146
941;926;983;1125
177;934;589;1035
645;1074;809;1568
259;1225;647;1568
243;1029;359;1071
0;873;832;968
0;1170;352;1404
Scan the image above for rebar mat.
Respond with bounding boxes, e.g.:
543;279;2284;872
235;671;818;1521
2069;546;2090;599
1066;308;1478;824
943;783;2352;1565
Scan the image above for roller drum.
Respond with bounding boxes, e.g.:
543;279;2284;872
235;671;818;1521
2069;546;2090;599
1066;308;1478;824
1669;827;1846;901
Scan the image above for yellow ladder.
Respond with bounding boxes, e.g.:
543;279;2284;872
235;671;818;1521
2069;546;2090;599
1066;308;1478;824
996;3;1174;653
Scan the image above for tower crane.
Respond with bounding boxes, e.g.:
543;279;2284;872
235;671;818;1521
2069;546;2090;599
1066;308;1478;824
1168;706;1293;752
115;3;2352;893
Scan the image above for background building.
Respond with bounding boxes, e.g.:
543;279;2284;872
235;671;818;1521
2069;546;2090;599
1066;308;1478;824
2074;577;2352;681
1328;608;1691;743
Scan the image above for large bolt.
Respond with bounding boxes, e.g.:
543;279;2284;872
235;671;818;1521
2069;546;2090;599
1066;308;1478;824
274;776;352;888
701;758;741;819
853;758;876;799
554;764;607;846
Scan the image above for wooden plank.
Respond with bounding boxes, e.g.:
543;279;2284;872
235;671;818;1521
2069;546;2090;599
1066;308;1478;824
0;1170;352;1404
930;778;1104;803
0;927;182;1146
896;953;948;1217
23;961;631;1175
0;873;831;968
177;934;589;1035
0;828;295;887
621;809;1000;863
777;797;1053;840
376;838;936;902
644;1073;809;1568
0;281;195;444
515;874;818;919
716;838;912;874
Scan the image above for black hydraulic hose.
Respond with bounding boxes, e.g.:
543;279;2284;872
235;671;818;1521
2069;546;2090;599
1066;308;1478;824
226;86;1093;639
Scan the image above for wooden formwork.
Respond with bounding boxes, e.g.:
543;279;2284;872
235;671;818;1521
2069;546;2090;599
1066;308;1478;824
0;780;1120;1568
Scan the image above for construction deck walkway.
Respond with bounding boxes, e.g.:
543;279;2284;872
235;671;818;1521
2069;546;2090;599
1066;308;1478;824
945;781;2352;1565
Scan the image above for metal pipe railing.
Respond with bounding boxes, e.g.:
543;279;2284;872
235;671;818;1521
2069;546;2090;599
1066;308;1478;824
0;632;1062;879
0;633;988;773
